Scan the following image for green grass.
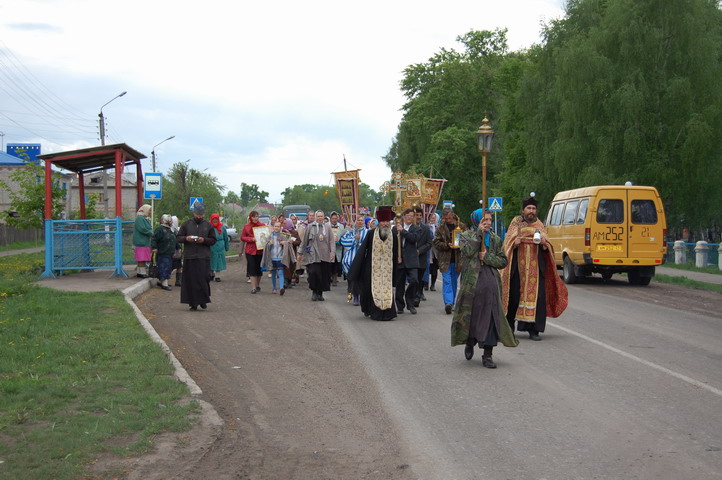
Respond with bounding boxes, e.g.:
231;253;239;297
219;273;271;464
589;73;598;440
653;273;722;292
661;262;721;275
0;253;198;479
0;240;44;253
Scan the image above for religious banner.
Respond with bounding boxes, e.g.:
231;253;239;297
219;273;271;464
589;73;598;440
381;170;446;223
333;169;360;223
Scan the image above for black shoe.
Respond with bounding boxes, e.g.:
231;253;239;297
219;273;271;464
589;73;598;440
189;305;197;311
465;345;474;361
408;305;417;314
215;277;221;282
318;294;325;301
429;284;436;291
445;304;453;314
136;273;148;279
397;308;404;314
420;293;426;301
529;332;542;341
200;303;207;309
257;286;261;292
279;288;285;296
161;285;172;291
423;284;429;291
312;292;319;301
413;300;420;308
482;356;497;368
251;288;258;294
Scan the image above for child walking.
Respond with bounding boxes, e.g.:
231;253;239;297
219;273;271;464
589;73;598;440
261;222;288;295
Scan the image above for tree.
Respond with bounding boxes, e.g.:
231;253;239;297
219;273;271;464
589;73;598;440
153;161;224;222
224;191;240;204
0;160;65;228
280;184;340;213
239;183;268;207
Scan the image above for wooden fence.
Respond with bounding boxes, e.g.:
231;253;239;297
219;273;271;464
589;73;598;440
0;224;44;246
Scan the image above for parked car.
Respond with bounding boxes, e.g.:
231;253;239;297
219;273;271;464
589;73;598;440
258;215;271;225
226;226;238;241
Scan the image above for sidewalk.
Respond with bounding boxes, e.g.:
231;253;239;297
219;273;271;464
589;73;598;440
0;246;44;257
656;266;722;285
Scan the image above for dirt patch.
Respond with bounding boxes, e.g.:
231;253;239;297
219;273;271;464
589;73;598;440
89;263;416;479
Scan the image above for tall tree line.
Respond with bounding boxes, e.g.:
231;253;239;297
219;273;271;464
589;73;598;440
386;0;722;233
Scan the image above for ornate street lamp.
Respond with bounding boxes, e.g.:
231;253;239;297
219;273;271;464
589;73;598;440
476;116;495;211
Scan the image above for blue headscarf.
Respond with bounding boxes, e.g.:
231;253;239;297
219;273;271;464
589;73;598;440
470;208;490;247
364;216;372;228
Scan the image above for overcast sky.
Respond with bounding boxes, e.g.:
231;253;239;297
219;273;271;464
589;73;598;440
0;0;565;203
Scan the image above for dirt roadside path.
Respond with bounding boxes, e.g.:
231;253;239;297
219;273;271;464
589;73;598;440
123;260;417;480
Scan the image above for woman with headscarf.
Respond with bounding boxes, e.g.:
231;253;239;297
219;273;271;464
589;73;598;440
340;215;368;305
451;209;518;368
151;214;181;291
177;201;217;311
209;213;230;282
132;204;153;278
282;218;301;288
171;216;183;286
241;210;266;293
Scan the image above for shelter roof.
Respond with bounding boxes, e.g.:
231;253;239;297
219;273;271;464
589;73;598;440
37;143;146;175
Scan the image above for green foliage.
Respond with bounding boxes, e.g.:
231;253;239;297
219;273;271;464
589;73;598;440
69;192;103;220
0;161;65;228
224;190;241;204
153;161;224;223
239;182;268;207
389;1;722;231
281;184;341;213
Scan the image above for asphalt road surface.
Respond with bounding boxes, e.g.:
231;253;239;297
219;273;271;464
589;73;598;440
136;262;722;480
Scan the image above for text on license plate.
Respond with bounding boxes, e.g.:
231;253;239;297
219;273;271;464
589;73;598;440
597;244;622;251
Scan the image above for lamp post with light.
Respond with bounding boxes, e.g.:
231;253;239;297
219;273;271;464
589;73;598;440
476;116;495;212
98;91;127;218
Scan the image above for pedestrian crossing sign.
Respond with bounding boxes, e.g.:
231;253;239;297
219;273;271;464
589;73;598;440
189;197;204;209
488;197;503;211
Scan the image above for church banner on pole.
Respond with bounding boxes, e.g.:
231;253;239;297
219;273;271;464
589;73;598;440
332;169;360;223
381;170;446;223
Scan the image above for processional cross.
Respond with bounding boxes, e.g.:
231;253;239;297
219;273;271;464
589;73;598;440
380;171;407;208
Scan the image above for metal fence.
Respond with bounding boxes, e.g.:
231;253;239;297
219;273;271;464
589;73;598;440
40;219;135;278
665;242;720;267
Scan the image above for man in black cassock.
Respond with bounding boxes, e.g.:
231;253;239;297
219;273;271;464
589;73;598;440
347;206;398;321
177;201;217;311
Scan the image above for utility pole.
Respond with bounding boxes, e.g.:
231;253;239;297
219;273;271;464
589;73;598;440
98;91;127;218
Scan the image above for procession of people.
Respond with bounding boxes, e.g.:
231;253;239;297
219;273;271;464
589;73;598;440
134;194;568;369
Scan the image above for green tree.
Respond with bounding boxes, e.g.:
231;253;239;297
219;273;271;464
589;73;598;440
154;161;224;222
224;191;240;204
239;183;268;207
0;160;65;228
280;184;340;213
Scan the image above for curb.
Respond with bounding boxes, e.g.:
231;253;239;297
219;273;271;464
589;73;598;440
122;279;203;396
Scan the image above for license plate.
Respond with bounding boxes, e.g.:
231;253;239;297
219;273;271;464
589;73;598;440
597;244;622;251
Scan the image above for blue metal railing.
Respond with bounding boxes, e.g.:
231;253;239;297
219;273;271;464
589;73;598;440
40;218;135;279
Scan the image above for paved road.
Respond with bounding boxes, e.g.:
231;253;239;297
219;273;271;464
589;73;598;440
325;278;722;480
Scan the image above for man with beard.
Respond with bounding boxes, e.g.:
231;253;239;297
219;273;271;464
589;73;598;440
347;206;398;321
500;194;568;340
177;201;217;311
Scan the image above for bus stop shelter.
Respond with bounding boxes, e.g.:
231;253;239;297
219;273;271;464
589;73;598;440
37;144;147;279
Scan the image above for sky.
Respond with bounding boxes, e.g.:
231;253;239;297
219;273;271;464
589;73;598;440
0;0;565;204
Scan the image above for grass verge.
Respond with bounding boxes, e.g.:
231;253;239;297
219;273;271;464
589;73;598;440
0;252;198;479
653;273;722;293
0;240;44;253
661;262;721;275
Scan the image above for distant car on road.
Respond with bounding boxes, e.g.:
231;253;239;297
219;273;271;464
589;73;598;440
258;215;272;225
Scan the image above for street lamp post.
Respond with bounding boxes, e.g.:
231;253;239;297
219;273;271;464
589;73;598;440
476;116;495;212
151;136;175;173
149;136;175;227
98;91;127;218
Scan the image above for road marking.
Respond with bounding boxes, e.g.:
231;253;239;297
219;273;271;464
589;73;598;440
549;321;722;398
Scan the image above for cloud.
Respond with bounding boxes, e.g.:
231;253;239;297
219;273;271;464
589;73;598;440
5;22;62;33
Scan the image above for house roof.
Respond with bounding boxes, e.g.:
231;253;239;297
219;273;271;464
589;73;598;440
37;143;147;174
0;151;27;165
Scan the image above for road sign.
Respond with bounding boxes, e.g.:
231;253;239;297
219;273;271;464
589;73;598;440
189;196;204;209
144;173;162;200
488;197;503;211
442;200;454;209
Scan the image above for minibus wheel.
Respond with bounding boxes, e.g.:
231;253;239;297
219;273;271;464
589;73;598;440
601;271;613;280
563;256;577;284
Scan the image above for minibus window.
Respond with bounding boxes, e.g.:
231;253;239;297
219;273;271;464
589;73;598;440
631;200;658;224
562;200;579;225
550;203;564;226
576;199;589;224
597;199;624;224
